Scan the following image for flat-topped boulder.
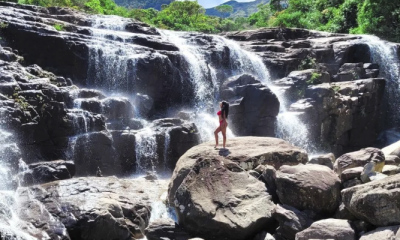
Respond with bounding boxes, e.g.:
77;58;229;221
168;137;307;240
342;174;400;226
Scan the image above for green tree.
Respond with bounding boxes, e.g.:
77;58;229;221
352;0;400;41
215;4;233;18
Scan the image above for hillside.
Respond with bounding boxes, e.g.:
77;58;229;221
113;0;174;10
206;0;270;18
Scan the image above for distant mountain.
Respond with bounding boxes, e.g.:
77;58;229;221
206;0;270;18
113;0;174;10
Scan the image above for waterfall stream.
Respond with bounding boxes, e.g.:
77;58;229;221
360;35;400;129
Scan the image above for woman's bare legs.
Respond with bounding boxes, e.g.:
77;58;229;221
214;126;221;148
221;122;228;148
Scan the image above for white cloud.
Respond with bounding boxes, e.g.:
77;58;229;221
176;0;256;9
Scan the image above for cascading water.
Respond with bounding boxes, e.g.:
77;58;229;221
135;126;158;173
359;35;400;128
0;129;40;240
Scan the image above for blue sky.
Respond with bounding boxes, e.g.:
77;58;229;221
177;0;256;8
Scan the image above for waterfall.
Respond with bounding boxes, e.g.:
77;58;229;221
360;35;400;128
135;126;158;173
0;129;40;240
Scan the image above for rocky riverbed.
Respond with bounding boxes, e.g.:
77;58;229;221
0;2;400;240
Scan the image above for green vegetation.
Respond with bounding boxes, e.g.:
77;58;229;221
298;55;317;70
0;21;8;29
332;85;341;93
307;72;322;85
6;0;400;41
53;23;64;31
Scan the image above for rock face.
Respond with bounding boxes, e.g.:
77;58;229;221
334;147;385;176
342;174;400;226
295;219;356;240
224;28;386;155
168;137;307;240
275;164;341;215
221;74;280;136
16;177;151;240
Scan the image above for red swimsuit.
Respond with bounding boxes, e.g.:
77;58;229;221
217;111;224;126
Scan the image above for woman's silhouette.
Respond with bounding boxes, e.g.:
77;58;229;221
214;101;229;149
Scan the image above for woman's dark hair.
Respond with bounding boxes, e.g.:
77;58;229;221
221;101;229;119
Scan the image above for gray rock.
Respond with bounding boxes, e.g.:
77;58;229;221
167;137;304;240
343;178;362;188
21;160;75;185
168;137;308;205
383;140;400;158
307;153;335;169
382;165;400;175
170;157;275;240
359;226;400;240
222;74;280;137
275;164;341;214
385;155;400;166
341;167;363;182
13;177;151;240
273;204;313;240
295;219;356;240
145;218;191;240
334;147;385;176
342;174;400;226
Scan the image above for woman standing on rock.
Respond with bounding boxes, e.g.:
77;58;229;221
214;101;229;149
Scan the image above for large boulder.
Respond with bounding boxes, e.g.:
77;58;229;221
275;164;341;215
359;226;400;240
334;147;385;176
295;219;356;240
221;74;280;137
170;158;275;240
342;174;400;226
16;177;151;240
169;137;308;203
168;137;305;240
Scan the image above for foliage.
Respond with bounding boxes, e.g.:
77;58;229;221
332;85;341;93
0;21;8;29
298;55;317;70
352;0;400;42
7;0;400;41
307;72;322;85
53;23;65;31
